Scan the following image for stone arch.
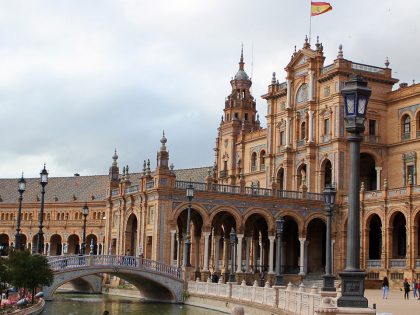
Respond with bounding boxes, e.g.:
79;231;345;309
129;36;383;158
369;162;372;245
365;213;382;260
360;153;377;191
413;208;420;257
306;217;326;273
50;234;62;256
86;234;98;255
172;203;209;224
0;234;9;256
296;83;308;104
124;213;138;256
19;234;27;251
67;234;80;255
243;212;269;273
243;208;274;234
304;213;326;233
296;163;307;189
209;206;242;233
389;211;407;258
275;211;305;236
320;158;333;189
276;167;285;190
282;215;300;273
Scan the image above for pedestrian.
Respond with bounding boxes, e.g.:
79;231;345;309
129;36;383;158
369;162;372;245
382;276;389;299
403;278;410;299
413;278;418;298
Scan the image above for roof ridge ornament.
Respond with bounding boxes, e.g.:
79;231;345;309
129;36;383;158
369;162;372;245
337;44;344;59
385;57;390;68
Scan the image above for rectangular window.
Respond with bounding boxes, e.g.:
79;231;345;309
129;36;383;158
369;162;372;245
407;165;415;184
369;120;376;136
324;86;330;97
324;118;330;135
245;113;248;121
280;131;285;146
335;81;339;92
148;206;154;224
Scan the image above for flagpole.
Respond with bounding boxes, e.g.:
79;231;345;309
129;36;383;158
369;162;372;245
309;0;312;44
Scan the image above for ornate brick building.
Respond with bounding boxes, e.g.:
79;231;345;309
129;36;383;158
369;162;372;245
1;38;420;286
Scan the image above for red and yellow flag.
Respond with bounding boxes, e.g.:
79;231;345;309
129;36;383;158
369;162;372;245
311;1;332;16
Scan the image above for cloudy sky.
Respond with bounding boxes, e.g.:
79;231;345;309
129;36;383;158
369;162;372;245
0;0;419;179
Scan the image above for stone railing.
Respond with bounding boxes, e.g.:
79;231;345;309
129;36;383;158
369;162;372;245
367;259;381;268
125;185;139;194
389;259;406;268
351;62;385;74
188;280;322;315
48;255;182;279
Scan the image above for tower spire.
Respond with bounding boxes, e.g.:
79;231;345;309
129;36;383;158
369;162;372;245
239;44;244;70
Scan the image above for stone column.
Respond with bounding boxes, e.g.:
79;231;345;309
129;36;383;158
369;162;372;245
176;234;182;268
308;110;314;143
259;237;264;272
299;238;306;275
214;235;221;272
332;239;335;274
281;241;286;273
202;232;210;271
223;238;229;273
253;238;258;272
285;117;291;148
170;230;176;265
194;235;200;273
245;237;251;273
304;241;309;274
286;79;292;109
375;167;382;190
308;70;314;101
236;234;244;273
268;236;275;274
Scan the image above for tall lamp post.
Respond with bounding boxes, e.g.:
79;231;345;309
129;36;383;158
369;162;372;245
275;217;285;285
322;185;336;291
15;174;26;250
81;204;89;255
337;76;371;308
37;165;48;254
183;183;194;267
229;227;236;283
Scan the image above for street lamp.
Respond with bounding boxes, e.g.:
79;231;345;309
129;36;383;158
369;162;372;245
322;185;336;291
15;173;26;250
229;227;236;283
81;203;89;255
183;183;194;268
337;76;371;308
37;164;48;254
275;217;285;285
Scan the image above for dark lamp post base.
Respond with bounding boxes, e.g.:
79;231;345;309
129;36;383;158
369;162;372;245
321;274;336;292
337;270;368;308
275;274;284;286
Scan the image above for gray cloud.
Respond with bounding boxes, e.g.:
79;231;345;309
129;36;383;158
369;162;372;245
1;0;419;178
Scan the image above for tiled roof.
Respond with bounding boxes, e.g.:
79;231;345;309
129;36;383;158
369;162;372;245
0;166;212;204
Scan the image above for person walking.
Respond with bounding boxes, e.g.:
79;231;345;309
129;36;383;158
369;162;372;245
403;278;410;299
413;278;418;299
382;276;389;299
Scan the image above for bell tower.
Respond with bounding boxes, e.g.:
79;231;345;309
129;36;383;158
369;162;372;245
215;47;259;184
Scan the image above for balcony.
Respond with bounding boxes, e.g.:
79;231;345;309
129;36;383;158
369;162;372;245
389;259;406;268
364;135;381;144
146;180;154;190
251;166;257;172
402;133;411;141
367;259;381;268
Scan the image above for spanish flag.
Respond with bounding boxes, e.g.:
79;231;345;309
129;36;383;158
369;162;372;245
311;1;332;16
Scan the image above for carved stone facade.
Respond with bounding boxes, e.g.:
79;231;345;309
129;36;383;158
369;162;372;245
1;38;420;288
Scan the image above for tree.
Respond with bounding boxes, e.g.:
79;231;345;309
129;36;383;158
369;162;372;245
0;258;8;302
6;250;54;303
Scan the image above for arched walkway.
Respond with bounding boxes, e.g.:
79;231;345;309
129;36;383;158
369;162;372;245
391;212;406;258
67;234;80;255
86;234;98;255
360;153;376;191
306;218;326;273
125;214;138;256
283;216;299;274
0;234;9;256
50;234;62;256
243;213;269;274
368;214;382;259
277;168;285;190
321;159;332;189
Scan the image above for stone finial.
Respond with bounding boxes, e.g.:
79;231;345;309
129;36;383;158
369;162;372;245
360;181;365;192
286;282;293;291
221;115;224;124
231;305;245;315
271;72;276;84
122;166;126;181
383;178;388;190
241;279;246;286
112;149;118;166
304;35;309;48
253;280;258;287
298;283;306;292
256;114;260;124
143;160;147;173
294;45;297;53
413;79;416;86
207;277;211;283
170;163;174;171
315;36;321;50
72;194;77;201
0;195;2;202
385;57;390;68
264;281;271;288
160;130;167;151
54;195;58;202
337;44;343;59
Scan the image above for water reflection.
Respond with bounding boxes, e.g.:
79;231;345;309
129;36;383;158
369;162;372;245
42;293;225;315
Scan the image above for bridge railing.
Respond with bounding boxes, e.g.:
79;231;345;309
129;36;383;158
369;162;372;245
48;255;182;280
188;280;323;315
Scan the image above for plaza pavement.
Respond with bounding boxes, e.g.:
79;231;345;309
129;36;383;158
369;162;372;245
365;289;420;315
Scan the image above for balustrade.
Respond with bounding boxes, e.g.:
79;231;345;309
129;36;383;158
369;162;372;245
367;259;381;268
389;259;406;268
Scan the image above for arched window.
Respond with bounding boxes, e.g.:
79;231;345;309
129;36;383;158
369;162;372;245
260;150;266;170
296;84;308;104
251;152;257;171
300;122;306;140
402;114;411;139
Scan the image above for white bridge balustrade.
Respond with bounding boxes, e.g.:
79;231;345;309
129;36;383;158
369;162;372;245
188;279;322;315
45;255;183;302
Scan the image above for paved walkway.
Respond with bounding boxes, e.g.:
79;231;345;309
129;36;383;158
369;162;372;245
365;289;420;315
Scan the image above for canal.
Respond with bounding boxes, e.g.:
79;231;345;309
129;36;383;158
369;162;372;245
41;293;225;315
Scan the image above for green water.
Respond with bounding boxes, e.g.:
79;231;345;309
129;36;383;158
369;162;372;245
41;293;225;315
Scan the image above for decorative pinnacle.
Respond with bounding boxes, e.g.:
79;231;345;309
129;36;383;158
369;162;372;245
271;72;276;84
385;57;390;68
239;44;244;70
337;44;343;59
112;149;118;166
160;130;167;151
